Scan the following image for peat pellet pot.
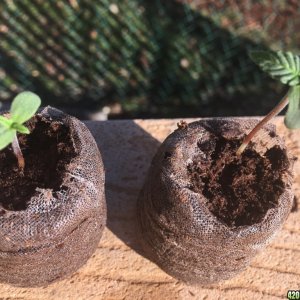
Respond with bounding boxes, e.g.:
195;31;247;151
0;107;106;287
137;119;294;284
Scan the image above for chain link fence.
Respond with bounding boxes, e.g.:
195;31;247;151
0;0;299;118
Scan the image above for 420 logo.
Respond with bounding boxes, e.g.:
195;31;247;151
287;290;300;300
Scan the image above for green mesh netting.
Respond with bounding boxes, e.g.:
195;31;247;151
0;1;299;117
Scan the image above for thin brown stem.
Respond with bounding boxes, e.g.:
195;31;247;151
236;92;289;156
12;134;25;170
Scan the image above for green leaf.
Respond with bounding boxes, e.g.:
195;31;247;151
250;50;300;86
11;123;30;134
0;125;16;150
0;116;13;128
11;91;41;124
284;85;300;129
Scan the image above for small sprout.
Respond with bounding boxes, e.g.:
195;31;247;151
0;91;41;169
237;51;300;155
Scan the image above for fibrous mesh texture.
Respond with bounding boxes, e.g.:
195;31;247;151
0;107;106;287
137;119;294;284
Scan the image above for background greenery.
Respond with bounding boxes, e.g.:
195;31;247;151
0;0;299;118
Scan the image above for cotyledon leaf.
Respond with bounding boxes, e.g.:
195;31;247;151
0;125;16;150
0;116;13;128
11;123;30;134
11;91;41;124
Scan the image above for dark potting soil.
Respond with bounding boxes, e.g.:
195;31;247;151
187;138;290;227
0;115;76;211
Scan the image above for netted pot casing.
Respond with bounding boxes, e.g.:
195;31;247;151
0;107;106;287
137;119;294;284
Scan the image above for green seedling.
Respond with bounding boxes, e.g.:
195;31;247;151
237;50;300;155
0;91;41;169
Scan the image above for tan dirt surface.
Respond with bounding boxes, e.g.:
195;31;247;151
0;117;299;300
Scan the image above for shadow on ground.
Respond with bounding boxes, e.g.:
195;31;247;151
86;120;162;256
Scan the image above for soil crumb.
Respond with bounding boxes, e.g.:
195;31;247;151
187;137;290;227
0;115;76;211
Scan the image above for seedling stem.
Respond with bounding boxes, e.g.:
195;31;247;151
12;134;25;170
236;92;289;156
236;50;300;155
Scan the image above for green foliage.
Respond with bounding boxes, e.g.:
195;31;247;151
250;51;300;86
0;125;16;150
284;86;300;129
0;91;41;150
250;50;300;129
11;92;41;124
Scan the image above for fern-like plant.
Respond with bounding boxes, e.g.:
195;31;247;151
237;50;300;155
